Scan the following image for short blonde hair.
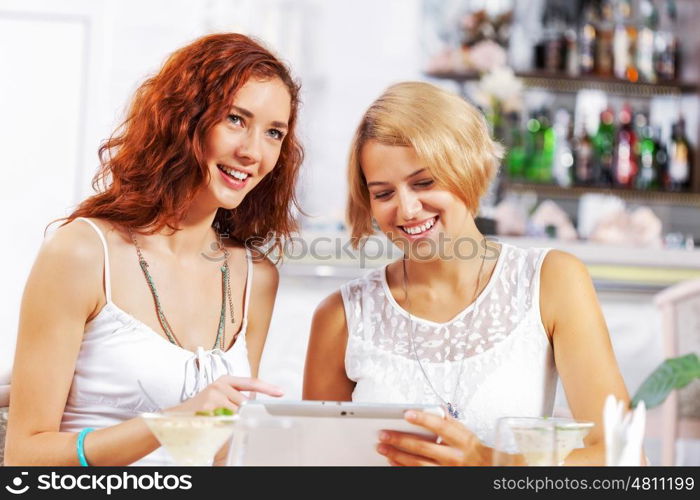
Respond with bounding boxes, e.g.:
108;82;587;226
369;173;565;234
346;81;503;247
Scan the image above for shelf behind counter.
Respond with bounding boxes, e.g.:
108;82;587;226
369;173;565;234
425;70;699;98
277;232;700;294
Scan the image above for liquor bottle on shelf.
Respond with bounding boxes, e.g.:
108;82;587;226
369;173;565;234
524;110;554;183
655;0;679;81
654;127;669;189
636;119;658;190
579;4;597;75
668;117;692;191
552;109;575;187
539;111;555;183
545;17;566;73
613;104;638;187
534;25;553;71
593;107;616;186
564;28;579;76
535;7;570;74
574;127;595;185
624;7;638;82
633;110;648;149
524;112;541;182
596;0;615;77
613;0;638;82
612;16;629;80
505;112;526;180
636;0;658;82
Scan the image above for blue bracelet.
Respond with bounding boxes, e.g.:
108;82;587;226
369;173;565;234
76;427;95;467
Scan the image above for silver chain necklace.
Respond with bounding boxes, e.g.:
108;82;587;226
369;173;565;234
401;242;487;419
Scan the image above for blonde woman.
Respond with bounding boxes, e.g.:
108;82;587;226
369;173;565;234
303;81;629;466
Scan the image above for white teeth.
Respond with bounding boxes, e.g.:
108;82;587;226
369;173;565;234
219;165;249;180
402;217;436;235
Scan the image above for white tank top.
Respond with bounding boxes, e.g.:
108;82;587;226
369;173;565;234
341;242;557;446
60;218;253;465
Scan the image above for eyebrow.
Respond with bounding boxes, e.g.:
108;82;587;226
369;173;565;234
230;105;288;129
366;168;426;187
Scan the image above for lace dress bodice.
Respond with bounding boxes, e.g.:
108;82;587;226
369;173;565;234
341;243;557;445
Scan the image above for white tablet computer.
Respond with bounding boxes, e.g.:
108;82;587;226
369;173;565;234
227;400;444;466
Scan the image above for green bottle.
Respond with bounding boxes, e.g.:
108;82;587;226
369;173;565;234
505;112;526;180
593;108;616;186
636;122;658;190
654;127;669;189
524;112;541;182
539;111;555;183
524;110;555;183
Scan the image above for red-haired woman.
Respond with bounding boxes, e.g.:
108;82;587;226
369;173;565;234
5;33;303;465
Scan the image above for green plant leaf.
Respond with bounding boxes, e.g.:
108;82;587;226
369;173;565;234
631;354;700;409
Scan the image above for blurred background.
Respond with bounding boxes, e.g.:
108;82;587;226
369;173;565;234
1;0;698;465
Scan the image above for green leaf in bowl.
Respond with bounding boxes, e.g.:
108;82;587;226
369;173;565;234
194;407;235;417
213;407;234;416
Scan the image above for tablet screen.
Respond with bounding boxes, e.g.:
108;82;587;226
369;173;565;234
228;400;444;466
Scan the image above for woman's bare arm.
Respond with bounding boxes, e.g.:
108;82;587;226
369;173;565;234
244;253;280;379
303;291;355;401
4;221;161;465
540;250;629;465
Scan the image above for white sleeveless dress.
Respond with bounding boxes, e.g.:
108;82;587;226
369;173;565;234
341;242;557;446
59;218;253;465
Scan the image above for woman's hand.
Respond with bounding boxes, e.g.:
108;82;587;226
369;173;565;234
166;375;284;413
376;410;492;466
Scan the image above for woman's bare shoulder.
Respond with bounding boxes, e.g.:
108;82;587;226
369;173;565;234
247;247;280;284
41;218;107;264
27;218;106;318
540;249;589;287
539;249;597;334
313;290;345;329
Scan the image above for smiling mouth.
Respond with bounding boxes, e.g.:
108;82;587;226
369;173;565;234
217;164;250;181
399;216;438;236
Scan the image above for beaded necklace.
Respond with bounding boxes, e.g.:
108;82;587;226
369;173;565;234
129;229;234;351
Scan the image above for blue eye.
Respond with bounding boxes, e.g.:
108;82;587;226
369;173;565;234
268;129;285;141
227;114;242;125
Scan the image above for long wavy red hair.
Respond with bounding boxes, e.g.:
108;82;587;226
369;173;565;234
65;33;303;257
